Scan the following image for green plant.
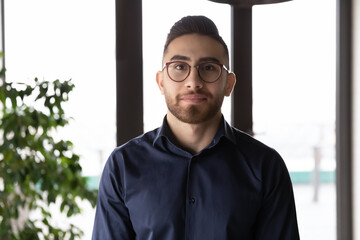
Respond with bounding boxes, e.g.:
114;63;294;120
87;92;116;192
0;67;98;239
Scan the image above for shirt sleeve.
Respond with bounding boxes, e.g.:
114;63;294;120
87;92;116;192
92;151;136;240
254;151;300;240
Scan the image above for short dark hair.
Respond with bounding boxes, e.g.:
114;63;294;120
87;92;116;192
163;16;229;60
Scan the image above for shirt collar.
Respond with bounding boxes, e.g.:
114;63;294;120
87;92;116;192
214;115;237;145
153;115;237;148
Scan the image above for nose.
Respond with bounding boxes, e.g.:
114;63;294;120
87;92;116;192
185;67;203;90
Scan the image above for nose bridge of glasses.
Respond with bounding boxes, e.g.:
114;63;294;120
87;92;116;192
177;64;201;87
187;65;203;82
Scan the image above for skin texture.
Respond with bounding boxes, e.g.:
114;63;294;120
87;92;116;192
156;34;236;154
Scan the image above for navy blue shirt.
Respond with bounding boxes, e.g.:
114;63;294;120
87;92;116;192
92;117;299;240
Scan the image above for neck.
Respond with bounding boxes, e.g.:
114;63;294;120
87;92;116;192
166;112;222;155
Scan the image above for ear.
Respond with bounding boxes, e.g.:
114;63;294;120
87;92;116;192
156;71;165;95
224;72;236;97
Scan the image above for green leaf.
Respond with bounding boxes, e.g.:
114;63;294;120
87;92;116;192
0;77;95;239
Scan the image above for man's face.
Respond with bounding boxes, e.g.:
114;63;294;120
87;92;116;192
156;34;236;124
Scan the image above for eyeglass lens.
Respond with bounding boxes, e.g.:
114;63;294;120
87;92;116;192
167;62;222;82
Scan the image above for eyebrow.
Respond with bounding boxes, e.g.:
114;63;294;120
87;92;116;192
170;55;190;61
198;57;221;63
170;55;221;64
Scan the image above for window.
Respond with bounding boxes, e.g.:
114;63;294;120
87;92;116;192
4;0;116;238
253;1;336;239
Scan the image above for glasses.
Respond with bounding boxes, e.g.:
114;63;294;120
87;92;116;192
162;61;229;83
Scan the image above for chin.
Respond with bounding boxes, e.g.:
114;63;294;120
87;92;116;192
170;106;221;124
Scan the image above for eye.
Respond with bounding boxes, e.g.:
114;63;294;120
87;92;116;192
201;63;218;71
171;62;189;71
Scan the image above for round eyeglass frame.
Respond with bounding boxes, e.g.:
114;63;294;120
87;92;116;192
162;61;229;83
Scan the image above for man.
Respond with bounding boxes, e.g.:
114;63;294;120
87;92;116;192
92;15;300;239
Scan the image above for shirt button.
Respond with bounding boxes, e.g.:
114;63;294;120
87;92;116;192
189;197;196;204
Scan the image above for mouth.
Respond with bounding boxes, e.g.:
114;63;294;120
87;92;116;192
179;94;207;104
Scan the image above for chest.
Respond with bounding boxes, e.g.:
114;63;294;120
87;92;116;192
123;150;262;239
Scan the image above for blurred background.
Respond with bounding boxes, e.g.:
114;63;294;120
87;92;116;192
2;0;358;239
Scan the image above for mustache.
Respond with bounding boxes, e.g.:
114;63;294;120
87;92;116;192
178;90;211;98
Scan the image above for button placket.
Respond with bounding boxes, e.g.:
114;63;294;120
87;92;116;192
185;156;198;239
186;157;194;206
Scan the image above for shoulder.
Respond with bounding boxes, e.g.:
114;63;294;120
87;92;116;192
113;128;159;154
231;127;279;158
104;128;160;169
229;127;289;181
99;128;160;188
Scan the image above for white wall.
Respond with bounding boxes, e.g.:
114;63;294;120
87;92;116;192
353;0;360;239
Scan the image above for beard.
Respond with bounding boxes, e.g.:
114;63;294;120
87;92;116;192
164;90;224;124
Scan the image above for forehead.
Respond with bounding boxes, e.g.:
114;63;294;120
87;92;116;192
164;34;228;63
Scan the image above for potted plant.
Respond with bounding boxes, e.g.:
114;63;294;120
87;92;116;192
0;62;98;239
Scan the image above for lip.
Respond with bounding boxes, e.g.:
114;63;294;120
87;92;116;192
179;94;207;104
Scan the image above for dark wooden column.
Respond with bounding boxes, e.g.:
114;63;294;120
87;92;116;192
231;6;253;135
115;0;143;146
336;0;353;239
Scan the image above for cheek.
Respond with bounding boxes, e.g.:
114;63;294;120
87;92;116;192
211;82;227;96
162;81;180;96
159;80;169;95
161;85;175;101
